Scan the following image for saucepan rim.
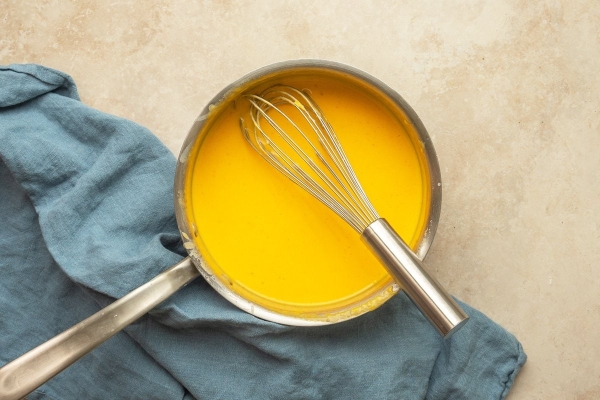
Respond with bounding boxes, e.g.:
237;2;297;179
173;59;442;326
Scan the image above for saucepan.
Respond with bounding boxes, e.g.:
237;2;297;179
0;60;449;399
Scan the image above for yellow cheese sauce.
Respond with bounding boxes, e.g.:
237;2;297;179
183;72;431;318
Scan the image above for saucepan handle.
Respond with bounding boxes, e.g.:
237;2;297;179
361;218;469;338
0;257;199;400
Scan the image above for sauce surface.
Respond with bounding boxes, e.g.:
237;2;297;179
184;73;431;317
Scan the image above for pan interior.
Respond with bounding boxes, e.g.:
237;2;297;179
181;68;432;322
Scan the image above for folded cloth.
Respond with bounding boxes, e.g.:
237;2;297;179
0;64;526;400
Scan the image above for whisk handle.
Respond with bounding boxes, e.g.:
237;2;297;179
361;219;468;338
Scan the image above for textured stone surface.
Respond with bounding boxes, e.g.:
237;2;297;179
2;1;599;398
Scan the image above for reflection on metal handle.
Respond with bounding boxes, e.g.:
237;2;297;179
361;219;468;337
0;257;199;400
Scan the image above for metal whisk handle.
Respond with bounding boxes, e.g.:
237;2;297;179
361;219;469;338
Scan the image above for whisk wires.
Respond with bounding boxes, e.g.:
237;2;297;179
240;85;379;233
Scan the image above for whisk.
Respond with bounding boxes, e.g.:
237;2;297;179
240;86;468;337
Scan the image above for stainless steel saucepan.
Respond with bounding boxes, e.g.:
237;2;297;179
0;60;447;400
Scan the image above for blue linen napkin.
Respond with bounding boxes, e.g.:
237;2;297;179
0;64;526;400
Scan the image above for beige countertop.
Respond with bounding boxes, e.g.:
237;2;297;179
3;1;599;398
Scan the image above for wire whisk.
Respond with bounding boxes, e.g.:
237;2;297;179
240;85;468;337
241;86;377;233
